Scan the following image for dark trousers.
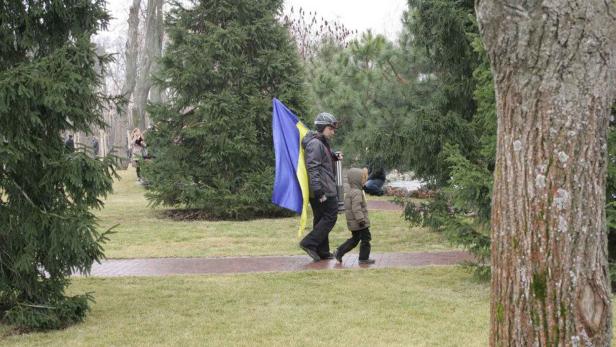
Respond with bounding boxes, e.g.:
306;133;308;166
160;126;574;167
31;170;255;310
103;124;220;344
337;228;371;260
301;196;338;256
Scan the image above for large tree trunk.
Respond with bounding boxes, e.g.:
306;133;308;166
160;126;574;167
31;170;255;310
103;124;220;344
114;0;141;167
476;0;616;345
122;0;141;108
133;0;163;129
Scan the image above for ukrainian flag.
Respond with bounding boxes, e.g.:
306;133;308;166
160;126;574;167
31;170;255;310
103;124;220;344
271;98;309;236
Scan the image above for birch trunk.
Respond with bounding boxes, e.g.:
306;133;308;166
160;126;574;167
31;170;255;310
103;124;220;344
476;0;616;345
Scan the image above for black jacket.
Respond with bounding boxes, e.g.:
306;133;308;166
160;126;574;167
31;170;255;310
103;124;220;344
302;131;338;198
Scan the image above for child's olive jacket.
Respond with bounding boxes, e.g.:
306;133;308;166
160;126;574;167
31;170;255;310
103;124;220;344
344;168;371;231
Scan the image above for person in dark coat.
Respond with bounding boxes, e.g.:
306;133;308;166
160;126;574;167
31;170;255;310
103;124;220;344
299;112;341;261
363;166;386;196
64;134;75;152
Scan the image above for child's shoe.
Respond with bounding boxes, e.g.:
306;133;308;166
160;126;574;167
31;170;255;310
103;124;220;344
334;250;343;263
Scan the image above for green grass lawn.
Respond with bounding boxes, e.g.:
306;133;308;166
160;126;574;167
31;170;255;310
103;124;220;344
3;170;616;346
1;267;490;346
97;168;452;259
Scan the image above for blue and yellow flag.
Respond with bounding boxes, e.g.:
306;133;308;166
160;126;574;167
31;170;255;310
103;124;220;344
271;98;309;237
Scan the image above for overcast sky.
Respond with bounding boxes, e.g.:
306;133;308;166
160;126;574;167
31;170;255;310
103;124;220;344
96;0;408;46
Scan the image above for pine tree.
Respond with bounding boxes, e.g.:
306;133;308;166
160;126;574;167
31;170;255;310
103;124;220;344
143;0;308;219
306;32;399;158
305;28;438;174
0;0;116;330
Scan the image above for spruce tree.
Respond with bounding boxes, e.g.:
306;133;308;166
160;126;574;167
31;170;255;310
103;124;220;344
401;0;480;184
0;0;116;330
143;0;308;219
373;0;493;278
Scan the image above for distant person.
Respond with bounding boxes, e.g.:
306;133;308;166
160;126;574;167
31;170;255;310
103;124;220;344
91;136;99;157
131;128;146;181
334;167;375;264
64;134;75;152
363;166;385;196
299;112;342;261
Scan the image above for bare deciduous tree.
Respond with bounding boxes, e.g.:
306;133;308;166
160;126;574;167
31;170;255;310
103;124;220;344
282;6;356;60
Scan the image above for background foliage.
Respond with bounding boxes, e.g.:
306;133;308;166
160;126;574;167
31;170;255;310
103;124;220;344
143;0;309;219
301;0;491;276
303;0;615;281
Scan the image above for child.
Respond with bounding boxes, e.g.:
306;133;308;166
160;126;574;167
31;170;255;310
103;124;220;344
334;168;375;264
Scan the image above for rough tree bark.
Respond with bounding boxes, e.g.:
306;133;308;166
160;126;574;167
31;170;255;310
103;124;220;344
476;0;616;345
113;0;142;167
122;0;141;107
133;0;163;129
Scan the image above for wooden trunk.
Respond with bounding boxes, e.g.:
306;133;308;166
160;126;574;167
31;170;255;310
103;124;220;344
476;0;616;345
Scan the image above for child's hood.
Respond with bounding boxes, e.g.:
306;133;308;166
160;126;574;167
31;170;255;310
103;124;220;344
347;168;364;190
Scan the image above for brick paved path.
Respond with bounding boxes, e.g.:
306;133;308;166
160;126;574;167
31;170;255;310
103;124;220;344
82;199;461;277
85;251;472;277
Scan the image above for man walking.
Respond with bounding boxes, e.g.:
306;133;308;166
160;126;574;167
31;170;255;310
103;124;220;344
299;112;341;261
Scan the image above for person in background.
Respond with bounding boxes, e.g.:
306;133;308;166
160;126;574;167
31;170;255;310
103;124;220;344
91;136;99;157
131;128;146;182
64;134;75;152
363;165;386;196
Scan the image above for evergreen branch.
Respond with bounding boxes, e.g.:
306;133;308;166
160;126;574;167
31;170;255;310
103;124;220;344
17;302;56;310
9;181;66;220
385;58;409;85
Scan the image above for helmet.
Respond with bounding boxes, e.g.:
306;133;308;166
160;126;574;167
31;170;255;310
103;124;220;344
314;112;338;132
